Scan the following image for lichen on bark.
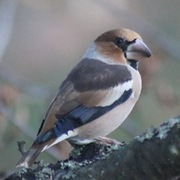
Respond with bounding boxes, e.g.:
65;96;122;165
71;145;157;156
6;116;180;180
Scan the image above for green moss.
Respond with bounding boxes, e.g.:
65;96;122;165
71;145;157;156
157;117;180;139
136;117;180;142
136;126;155;142
35;166;54;179
169;145;179;156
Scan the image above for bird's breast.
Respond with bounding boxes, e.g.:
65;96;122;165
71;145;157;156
69;65;142;144
70;96;136;144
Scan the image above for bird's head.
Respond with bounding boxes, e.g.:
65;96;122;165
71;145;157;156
84;28;152;67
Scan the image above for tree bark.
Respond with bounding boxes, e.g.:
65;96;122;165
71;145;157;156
6;116;180;180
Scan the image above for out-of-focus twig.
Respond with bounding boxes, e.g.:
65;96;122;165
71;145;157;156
0;0;51;99
0;0;17;63
0;67;51;99
0;102;62;160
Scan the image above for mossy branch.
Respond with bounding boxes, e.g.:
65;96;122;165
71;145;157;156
6;116;180;180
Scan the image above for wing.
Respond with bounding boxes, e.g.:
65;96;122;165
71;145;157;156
36;59;133;143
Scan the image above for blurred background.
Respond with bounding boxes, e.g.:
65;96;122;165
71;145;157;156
0;0;180;177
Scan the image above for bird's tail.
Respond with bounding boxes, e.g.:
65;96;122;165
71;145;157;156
16;145;44;168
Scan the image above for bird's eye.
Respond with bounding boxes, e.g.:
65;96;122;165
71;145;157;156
114;37;124;48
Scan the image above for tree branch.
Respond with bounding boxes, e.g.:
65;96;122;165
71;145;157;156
6;116;180;180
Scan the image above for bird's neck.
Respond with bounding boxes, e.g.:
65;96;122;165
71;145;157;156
83;43;121;65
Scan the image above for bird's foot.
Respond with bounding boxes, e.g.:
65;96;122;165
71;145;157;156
95;136;125;146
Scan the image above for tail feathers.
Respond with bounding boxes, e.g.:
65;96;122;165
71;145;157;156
16;146;43;168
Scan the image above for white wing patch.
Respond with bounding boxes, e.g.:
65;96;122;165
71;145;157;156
42;130;77;152
95;80;133;107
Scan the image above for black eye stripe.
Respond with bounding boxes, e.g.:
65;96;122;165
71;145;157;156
114;38;136;52
114;37;124;47
114;37;128;52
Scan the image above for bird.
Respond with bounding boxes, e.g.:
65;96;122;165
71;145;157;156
16;28;152;168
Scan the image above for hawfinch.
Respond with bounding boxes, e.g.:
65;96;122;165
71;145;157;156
16;28;152;168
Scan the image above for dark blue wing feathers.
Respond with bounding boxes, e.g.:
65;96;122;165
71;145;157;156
67;89;132;124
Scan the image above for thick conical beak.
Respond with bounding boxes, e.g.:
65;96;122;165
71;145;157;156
126;38;152;60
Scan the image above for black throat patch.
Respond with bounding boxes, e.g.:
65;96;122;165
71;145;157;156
128;59;139;70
